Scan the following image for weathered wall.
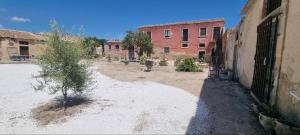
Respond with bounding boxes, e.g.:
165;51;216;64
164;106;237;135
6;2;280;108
276;0;300;125
139;21;224;59
236;0;264;89
0;38;45;61
224;28;237;70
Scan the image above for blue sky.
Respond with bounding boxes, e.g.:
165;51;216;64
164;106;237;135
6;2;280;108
0;0;246;39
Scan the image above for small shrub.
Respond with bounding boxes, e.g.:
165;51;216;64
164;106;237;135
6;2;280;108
176;58;201;72
159;55;168;66
140;54;147;65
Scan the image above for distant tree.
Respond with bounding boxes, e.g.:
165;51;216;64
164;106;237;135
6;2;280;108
98;39;107;56
122;31;136;60
33;20;94;107
122;31;153;60
135;32;153;58
82;37;101;58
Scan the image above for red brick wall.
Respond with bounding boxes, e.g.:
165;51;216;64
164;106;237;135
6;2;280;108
139;21;224;59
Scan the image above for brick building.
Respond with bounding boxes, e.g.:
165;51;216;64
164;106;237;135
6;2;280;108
139;18;225;61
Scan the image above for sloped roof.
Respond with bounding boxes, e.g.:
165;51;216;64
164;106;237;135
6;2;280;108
0;29;44;40
139;18;225;28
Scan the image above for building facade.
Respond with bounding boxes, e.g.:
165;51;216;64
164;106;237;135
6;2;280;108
97;39;127;58
224;0;300;127
139;19;225;61
0;29;45;62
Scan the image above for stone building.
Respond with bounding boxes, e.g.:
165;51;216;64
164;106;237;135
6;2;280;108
139;19;225;61
224;0;300;126
97;39;127;58
0;29;45;62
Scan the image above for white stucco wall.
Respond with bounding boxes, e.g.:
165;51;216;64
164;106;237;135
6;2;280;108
276;0;300;125
236;0;264;89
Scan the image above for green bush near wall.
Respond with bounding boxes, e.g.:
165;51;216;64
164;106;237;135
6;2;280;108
176;58;202;72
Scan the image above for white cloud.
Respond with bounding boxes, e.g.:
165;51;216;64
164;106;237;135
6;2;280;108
10;16;31;23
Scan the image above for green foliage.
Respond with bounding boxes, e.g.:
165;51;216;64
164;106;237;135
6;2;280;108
176;58;200;72
122;30;153;58
82;37;102;58
122;31;135;50
140;54;148;65
34;20;94;106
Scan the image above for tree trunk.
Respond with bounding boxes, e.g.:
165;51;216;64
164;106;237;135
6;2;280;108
62;89;68;108
102;43;105;56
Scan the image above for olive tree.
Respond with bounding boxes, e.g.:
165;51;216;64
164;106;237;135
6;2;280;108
122;31;153;60
33;20;94;107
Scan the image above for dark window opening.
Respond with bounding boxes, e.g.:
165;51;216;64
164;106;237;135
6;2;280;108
19;41;29;45
199;43;205;48
109;45;111;50
164;47;170;53
200;28;207;36
265;0;281;16
20;46;29;56
182;44;188;48
146;32;152;39
198;51;205;60
182;29;189;41
115;45;120;50
235;32;239;41
213;27;221;40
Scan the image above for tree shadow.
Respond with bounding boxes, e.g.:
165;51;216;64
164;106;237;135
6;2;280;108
186;78;269;135
32;95;94;126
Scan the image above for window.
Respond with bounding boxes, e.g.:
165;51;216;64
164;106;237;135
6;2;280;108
164;47;170;53
115;45;120;50
182;29;189;41
164;29;171;38
213;27;221;40
198;51;205;60
182;43;188;48
265;0;282;16
19;41;29;45
235;32;239;41
199;43;205;48
146;32;152;39
199;28;207;37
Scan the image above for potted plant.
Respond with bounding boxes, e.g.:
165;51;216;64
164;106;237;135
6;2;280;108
145;59;153;72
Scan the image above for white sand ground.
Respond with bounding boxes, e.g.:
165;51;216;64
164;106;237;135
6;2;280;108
0;64;208;134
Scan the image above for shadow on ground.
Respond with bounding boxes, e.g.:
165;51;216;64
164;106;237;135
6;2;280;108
186;78;270;135
32;95;94;126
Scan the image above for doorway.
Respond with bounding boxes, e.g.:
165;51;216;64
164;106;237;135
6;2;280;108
251;16;279;105
198;51;205;60
19;46;29;56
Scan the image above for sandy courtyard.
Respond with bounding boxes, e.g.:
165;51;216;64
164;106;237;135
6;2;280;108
95;60;209;96
0;64;208;134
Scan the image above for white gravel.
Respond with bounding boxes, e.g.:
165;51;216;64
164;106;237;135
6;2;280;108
0;64;208;134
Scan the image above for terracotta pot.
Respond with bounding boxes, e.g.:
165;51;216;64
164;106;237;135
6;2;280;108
259;113;275;131
274;119;300;135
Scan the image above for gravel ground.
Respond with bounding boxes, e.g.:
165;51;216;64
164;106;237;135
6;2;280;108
0;64;207;134
95;60;269;135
